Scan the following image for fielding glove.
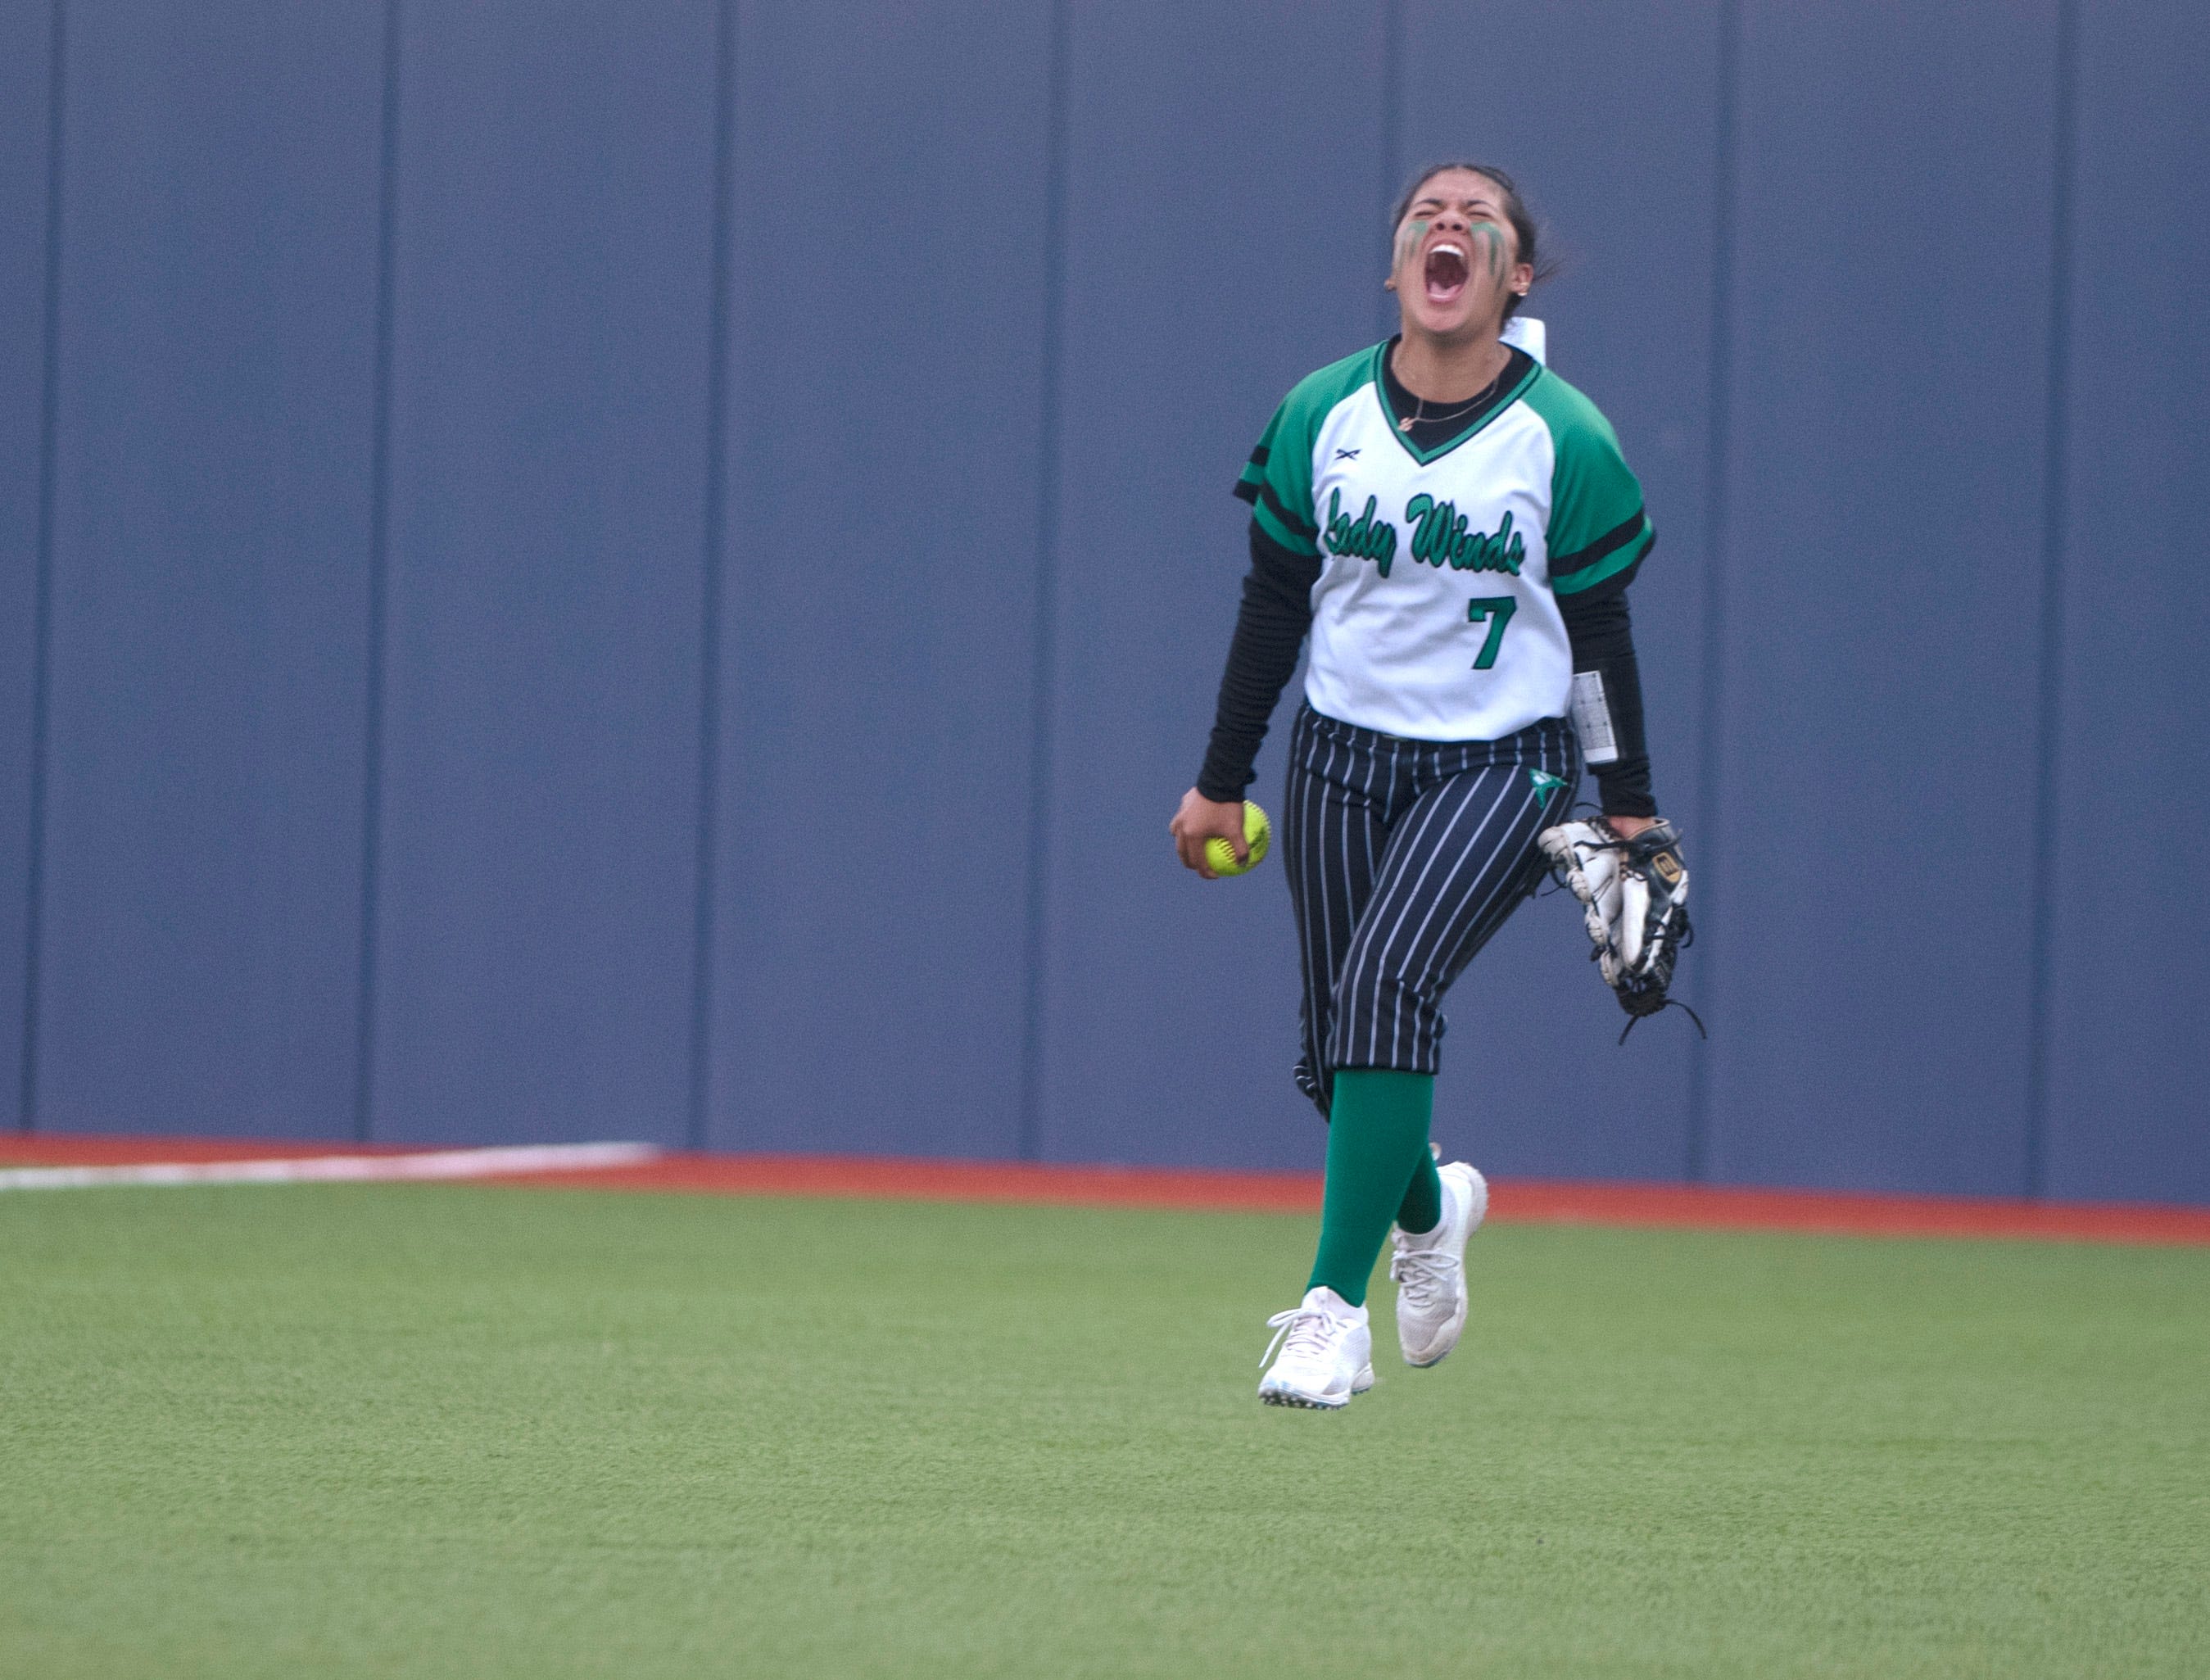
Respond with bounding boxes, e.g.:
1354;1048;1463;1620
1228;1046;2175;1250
1537;817;1702;1042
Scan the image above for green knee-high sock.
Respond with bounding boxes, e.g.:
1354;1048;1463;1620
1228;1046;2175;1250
1396;1143;1442;1235
1307;1069;1437;1307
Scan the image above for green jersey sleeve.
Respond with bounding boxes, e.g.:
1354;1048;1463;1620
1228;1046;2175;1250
1521;369;1655;596
1232;346;1379;559
1232;410;1320;556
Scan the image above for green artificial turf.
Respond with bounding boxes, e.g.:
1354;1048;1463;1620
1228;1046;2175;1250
1;1184;2204;1678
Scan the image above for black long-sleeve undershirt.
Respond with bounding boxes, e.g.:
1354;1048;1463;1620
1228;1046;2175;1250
1556;574;1655;817
1196;523;1656;817
1197;526;1320;803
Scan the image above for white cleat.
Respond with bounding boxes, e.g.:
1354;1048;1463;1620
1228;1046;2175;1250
1389;1161;1488;1367
1257;1286;1375;1410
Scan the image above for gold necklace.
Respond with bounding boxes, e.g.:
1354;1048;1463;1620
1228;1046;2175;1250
1397;365;1506;433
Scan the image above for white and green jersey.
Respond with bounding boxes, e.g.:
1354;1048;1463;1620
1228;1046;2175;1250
1234;342;1653;744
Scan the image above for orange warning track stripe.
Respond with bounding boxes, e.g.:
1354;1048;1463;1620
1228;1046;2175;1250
4;1133;2206;1247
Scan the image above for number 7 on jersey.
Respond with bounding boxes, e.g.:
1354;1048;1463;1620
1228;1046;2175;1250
1466;595;1517;670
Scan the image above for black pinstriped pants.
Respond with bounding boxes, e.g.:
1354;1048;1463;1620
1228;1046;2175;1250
1283;703;1580;1116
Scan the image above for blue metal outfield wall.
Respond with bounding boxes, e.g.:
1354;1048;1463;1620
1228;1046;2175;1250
6;0;2205;1203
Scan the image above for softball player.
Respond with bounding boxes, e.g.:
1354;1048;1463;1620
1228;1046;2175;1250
1169;163;1669;1408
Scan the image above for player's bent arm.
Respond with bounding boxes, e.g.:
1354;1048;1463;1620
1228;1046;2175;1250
1195;525;1321;803
1557;564;1658;823
1174;523;1319;879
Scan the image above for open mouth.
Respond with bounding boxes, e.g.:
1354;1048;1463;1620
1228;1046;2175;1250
1424;242;1469;304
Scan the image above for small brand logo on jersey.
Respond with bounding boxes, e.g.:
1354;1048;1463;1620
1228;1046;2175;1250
1403;495;1525;577
1528;769;1569;801
1333;448;1361;460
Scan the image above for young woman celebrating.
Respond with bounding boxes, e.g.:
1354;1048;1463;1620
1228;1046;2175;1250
1170;163;1673;1408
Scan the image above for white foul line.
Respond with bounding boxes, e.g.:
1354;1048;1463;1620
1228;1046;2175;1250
0;1141;660;1193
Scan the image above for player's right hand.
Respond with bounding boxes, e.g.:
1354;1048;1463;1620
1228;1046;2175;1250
1170;789;1250;880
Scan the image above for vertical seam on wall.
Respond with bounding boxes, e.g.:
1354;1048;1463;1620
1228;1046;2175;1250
1016;0;1072;1163
1682;0;1741;1183
352;0;403;1143
18;0;66;1134
686;0;736;1152
2023;0;2081;1200
1375;0;1403;340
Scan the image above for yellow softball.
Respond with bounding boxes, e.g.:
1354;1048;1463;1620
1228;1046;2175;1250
1205;801;1272;877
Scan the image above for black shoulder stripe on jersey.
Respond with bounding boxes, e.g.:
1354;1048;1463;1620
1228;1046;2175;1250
1257;482;1317;538
1550;509;1648;576
1559;549;1646;605
1248;443;1270;467
1233;478;1259;505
